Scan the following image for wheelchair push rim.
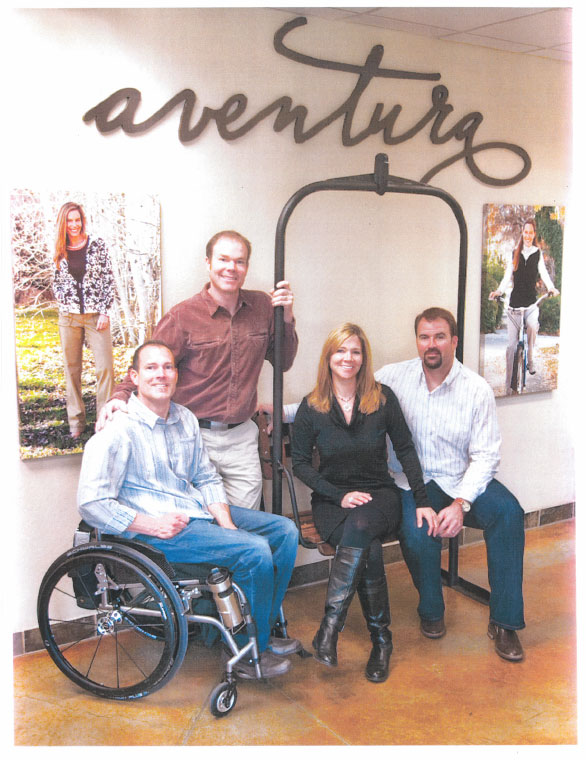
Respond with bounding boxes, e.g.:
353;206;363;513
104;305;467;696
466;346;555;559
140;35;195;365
37;542;188;700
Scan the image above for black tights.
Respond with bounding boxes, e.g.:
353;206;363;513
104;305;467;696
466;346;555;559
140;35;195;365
328;504;395;581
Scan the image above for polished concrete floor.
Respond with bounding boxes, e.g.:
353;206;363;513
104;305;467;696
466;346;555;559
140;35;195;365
14;519;576;746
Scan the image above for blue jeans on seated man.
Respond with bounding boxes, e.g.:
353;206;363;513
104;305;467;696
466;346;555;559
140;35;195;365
399;479;525;631
120;506;299;652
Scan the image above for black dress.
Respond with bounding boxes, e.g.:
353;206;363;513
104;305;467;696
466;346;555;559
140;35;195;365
291;384;428;542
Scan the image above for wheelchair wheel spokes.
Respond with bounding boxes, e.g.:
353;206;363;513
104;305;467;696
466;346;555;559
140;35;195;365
119;587;171;641
38;549;185;700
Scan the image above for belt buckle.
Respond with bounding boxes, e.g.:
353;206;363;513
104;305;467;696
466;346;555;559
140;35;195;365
209;420;230;431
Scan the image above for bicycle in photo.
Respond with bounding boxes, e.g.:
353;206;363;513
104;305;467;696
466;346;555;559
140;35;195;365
491;293;551;394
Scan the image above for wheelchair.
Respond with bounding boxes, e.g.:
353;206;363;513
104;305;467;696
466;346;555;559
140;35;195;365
37;522;287;717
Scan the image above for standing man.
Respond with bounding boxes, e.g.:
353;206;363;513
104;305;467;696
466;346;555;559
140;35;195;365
375;307;526;662
80;341;300;679
97;230;298;509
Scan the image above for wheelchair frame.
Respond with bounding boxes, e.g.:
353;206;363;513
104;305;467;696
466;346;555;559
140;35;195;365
37;525;277;717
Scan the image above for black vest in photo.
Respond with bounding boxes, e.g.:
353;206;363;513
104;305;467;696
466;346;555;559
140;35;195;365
510;250;540;308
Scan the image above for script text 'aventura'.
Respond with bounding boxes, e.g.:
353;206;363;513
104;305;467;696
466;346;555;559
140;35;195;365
82;17;531;187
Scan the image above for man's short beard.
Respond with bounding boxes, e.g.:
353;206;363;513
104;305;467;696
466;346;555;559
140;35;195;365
423;351;442;369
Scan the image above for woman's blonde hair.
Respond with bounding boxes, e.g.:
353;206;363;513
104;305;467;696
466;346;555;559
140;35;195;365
54;202;87;267
307;322;384;415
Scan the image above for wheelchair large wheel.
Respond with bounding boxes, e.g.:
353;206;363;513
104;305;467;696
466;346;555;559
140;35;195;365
37;543;188;700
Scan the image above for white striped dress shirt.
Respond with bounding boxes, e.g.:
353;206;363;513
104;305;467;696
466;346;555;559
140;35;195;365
78;393;227;535
375;358;501;502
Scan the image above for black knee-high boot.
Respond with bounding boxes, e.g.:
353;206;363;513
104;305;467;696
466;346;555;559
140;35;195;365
312;545;367;667
357;573;393;682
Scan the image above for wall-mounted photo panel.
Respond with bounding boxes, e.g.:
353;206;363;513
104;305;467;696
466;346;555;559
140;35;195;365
11;189;161;459
479;203;563;398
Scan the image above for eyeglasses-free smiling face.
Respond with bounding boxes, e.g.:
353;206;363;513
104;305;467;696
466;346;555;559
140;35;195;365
329;335;363;382
66;209;84;243
206;236;249;297
130;345;178;414
522;222;536;248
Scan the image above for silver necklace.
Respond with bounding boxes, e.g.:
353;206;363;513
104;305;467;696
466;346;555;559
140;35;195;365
335;393;355;413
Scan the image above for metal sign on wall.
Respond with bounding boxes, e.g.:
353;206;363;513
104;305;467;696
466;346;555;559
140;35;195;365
82;16;531;188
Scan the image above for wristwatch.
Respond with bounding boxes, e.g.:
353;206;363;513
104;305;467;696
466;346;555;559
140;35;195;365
454;497;471;512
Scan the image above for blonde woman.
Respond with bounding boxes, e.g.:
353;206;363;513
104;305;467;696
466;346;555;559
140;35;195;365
291;323;433;682
53;202;115;438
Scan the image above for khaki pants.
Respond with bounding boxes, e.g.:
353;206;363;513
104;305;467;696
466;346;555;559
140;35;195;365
200;418;263;509
58;312;114;434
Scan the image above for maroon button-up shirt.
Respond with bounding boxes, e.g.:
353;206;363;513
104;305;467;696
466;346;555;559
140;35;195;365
112;285;298;423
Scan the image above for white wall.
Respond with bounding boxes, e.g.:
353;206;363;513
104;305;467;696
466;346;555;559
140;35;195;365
2;8;573;634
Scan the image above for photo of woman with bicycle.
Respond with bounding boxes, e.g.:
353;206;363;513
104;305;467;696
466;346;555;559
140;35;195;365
480;205;563;397
490;217;560;392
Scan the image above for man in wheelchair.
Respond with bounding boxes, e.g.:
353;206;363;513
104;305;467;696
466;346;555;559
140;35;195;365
77;339;300;679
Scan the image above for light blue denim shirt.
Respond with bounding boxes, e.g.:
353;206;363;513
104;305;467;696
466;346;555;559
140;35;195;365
78;394;227;535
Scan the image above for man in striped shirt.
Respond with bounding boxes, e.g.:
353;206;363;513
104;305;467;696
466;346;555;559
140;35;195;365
375;307;525;662
79;340;300;679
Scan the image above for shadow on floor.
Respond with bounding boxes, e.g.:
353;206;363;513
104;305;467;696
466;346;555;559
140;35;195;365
13;519;577;746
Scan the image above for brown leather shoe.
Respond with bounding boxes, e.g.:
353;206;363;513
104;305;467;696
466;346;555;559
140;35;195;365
420;617;446;639
487;622;524;662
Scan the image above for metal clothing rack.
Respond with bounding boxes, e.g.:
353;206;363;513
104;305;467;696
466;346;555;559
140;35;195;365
271;153;489;605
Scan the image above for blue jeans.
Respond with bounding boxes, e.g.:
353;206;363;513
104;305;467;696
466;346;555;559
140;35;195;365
121;506;299;651
399;480;525;630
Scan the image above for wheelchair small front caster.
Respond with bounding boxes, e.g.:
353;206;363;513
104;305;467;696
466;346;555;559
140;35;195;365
210;680;238;717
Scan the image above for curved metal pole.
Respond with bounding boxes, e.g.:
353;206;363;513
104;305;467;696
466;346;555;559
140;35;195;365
272;153;468;517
